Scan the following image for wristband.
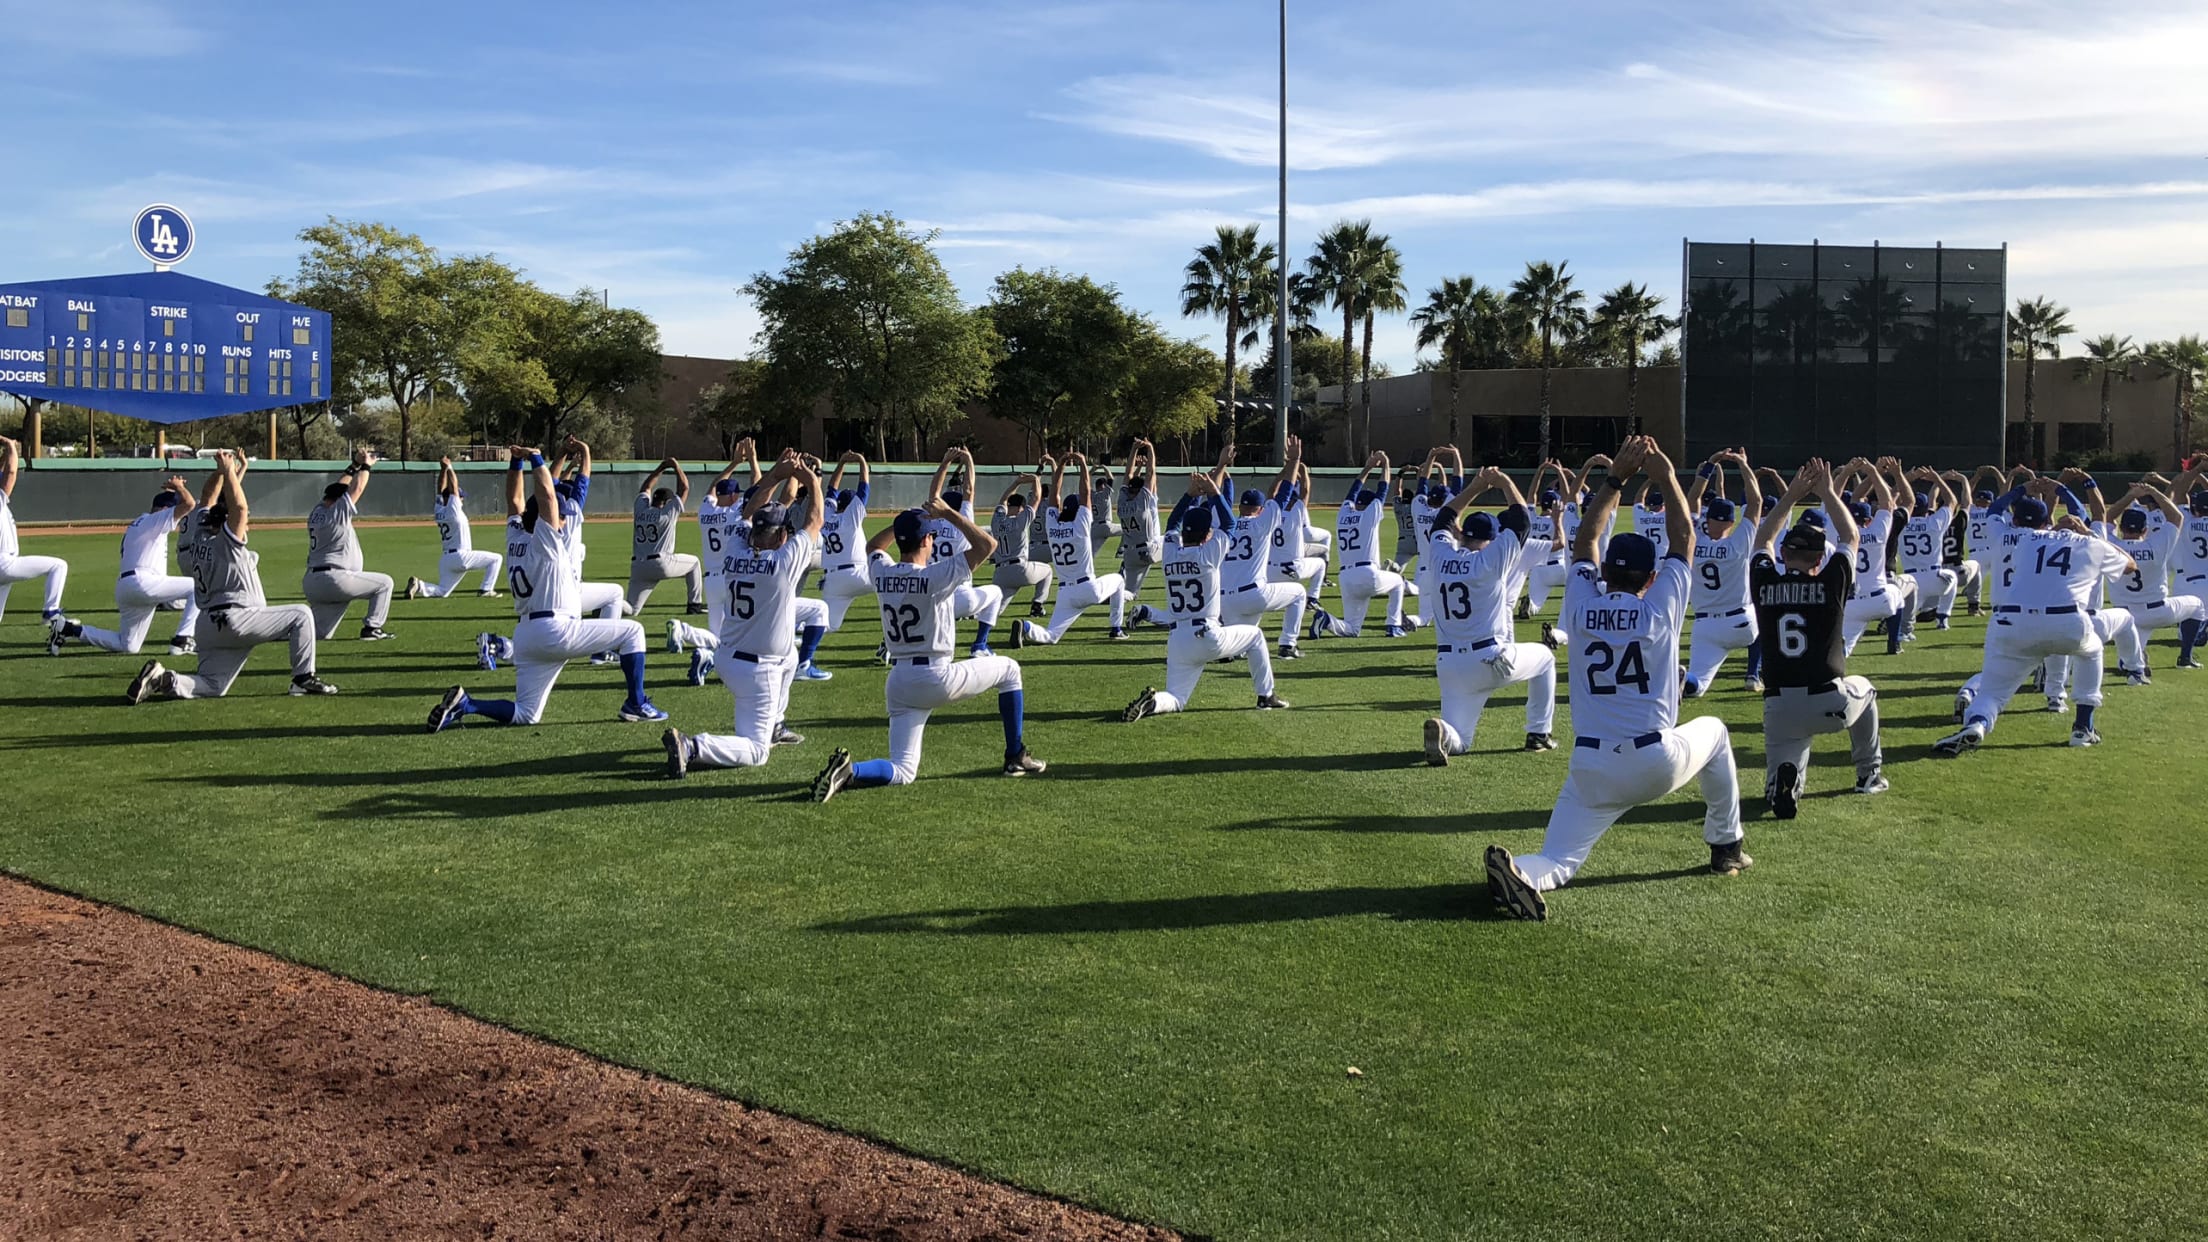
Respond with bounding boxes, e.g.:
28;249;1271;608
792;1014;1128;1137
529;453;546;470
1696;463;1717;480
2081;478;2099;491
1603;474;1628;491
510;457;526;472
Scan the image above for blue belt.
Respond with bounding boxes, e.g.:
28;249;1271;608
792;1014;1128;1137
1576;732;1664;751
1233;582;1263;593
1994;604;2080;615
902;656;935;666
1437;637;1501;654
119;570;136;579
1695;606;1748;620
308;565;337;573
722;650;761;664
527;610;567;620
1071;575;1092;585
1169;619;1212;634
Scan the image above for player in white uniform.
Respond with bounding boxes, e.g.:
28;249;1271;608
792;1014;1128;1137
1025;454;1059;616
1935;478;2134;755
661;454;824;776
1267;461;1328;605
1404;446;1463;621
1515;458;1574;622
1895;466;1960;630
1543;453;1616;649
428;447;665;731
1833;458;1916;658
300;451;396;641
1218;436;1311;659
405;457;502;600
2098;480;2201;681
1419;466;1561;764
664;448;759;682
1008;452;1128;646
1087;464;1122;556
929;447;1009;653
47;475;200;658
124;451;337;704
1484;436;1749;922
1631;482;1670;559
0;435;70;630
1121;473;1291;721
1308;451;1416;640
809;502;1047;799
815;450;876;634
2168;478;2208;669
1681;449;1764;697
625;457;706;614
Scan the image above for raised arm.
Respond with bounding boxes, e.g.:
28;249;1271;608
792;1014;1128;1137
1756;461;1820;555
793;458;823;539
0;436;17;498
1858;459;1896;513
2058;468;2107;525
1644;440;1691;554
566;436;593;480
1573;440;1645;563
1272;435;1302;498
1686;452;1718;509
638;458;671;496
1068;452;1091;514
342;448;372;503
1822;464;1859;555
928;449;954;503
929;497;996;570
2132;482;2185;527
216;450;250;538
532;453;565;533
669;458;692;504
505;445;530;517
162;473;197;523
437;455;458;500
1725;449;1762;518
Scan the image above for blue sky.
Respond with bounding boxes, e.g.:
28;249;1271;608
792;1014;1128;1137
6;0;2204;372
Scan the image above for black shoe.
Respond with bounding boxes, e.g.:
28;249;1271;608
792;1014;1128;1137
359;624;395;642
1256;693;1290;710
1005;622;1027;650
773;722;805;746
686;602;709;615
1003;749;1047;777
1423;717;1449;767
168;637;196;656
289;673;339;696
125;659;165;705
662;727;689;778
1524;732;1556;752
1966;599;1982;616
1107;627;1129;641
1515;597;1532;621
1277;644;1302;660
812;747;854;803
1122;687;1158;722
1770;762;1799;820
1484;845;1546;921
1028;600;1046;618
404;576;426;600
1539;620;1560;652
427;685;467;734
1710;839;1754;876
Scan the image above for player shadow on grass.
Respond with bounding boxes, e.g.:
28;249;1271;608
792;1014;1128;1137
151;748;644;788
0;722;423;748
1213;800;1706;835
1044;751;1414;780
814;882;1499;933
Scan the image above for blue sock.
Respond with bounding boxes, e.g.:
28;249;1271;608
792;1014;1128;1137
470;697;517;725
1744;643;1764;680
852;758;896;786
619;651;648;703
971;621;993;648
999;689;1025;758
797;624;826;664
2181;619;2201;661
2074;703;2096;731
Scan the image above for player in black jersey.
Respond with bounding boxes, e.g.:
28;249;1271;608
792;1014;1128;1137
1750;460;1887;819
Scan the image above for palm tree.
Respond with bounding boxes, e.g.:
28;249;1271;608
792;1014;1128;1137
1306;220;1379;457
1182;224;1277;454
2075;334;2139;453
1505;260;1588;461
2008;296;2075;455
1590;283;1678;435
1410;277;1509;444
1357;235;1407;458
2144;336;2207;463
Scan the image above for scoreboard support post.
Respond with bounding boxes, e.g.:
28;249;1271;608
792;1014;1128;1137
267;411;278;460
24;402;40;459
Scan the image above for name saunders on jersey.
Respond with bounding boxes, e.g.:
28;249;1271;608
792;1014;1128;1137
1758;581;1831;606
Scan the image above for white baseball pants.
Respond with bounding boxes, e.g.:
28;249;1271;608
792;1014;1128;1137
1270;555;1325;603
1907;567;1959;619
510;615;646;725
690;650;799;768
2114;596;2204;669
1524;560;1571;615
1763;678;1881;797
1685;612;1759;693
80;573;199;653
1220;580;1308;646
952;583;1005;627
1035;573;1127;642
880;655;1024;784
819;565;875;631
303;568;393;637
1840;580;1915;657
169;603;316;698
1331;564;1406;634
1147;622;1274;713
0;553;69;621
578;582;630;620
1518;717;1743;891
1431;642;1556;755
424;550;503;597
1962;609;2128;736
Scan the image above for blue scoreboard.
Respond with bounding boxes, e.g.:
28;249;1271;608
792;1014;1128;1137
0;270;333;425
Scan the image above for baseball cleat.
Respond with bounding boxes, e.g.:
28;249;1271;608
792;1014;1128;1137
2180;656;2204;669
1306;608;1333;641
772;722;805;745
1539;620;1560;652
874;641;891;665
1381;558;1403;574
1524;732;1557;752
1742;675;1763;694
2068;728;2102;747
476;632;498;671
2125;668;2150;687
1966;599;1982;616
168;636;196;656
1028;599;1045;618
1709;840;1754;876
1122;686;1159;723
661;728;689;778
289;673;339;696
812;747;854;802
1484;845;1546;921
2045;694;2067;713
1002;749;1047;777
1256;693;1291;710
685;602;709;615
618;699;669;723
1277;644;1302;660
1423;717;1449;766
1107;627;1129;641
1855;772;1890;795
1515;597;1533;621
1932;725;1984;758
427;685;467;734
2030;664;2046;694
796;661;835;681
360;624;396;642
1384;624;1404;638
125;660;166;705
1005;621;1027;650
590;651;619;667
1952;689;1972;723
687;649;710;686
664;619;685;653
1935;616;1951;631
45;614;72;655
1130;604;1154;627
1770;762;1800;820
405;576;426;600
477;589;502;599
968;644;995;658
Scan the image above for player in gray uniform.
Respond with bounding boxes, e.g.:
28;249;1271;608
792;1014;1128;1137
990;471;1053;614
626;457;706;614
125;451;336;703
1117;443;1162;614
1088;463;1122;555
301;450;396;641
1026;454;1058;616
0;435;70;629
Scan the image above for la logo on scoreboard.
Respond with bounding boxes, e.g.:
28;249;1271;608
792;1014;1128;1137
133;204;195;270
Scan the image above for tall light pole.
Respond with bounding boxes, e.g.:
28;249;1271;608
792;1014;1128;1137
1274;0;1292;466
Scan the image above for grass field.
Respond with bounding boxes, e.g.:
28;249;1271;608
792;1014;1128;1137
3;515;2204;1240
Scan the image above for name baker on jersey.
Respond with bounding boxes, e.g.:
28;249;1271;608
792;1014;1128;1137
1583;606;1647;632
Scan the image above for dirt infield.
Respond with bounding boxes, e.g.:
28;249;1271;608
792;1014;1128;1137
0;878;1178;1241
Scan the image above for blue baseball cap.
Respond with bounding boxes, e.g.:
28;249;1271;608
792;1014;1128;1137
1762;494;1782;515
151;491;180;510
942;488;965;510
1802;507;1828;529
750;502;789;537
1603;532;1657;578
2118;507;2150;533
1356;488;1381;507
1538;488;1561;507
2012;497;2050;527
1181;505;1215;542
2191;489;2208;515
1847;501;1873;525
713;476;741;497
1912;490;1933;515
1643;489;1666;508
1973;489;1995;505
892;509;930;544
1461;511;1498;541
1705;496;1736;522
1239;488;1265;509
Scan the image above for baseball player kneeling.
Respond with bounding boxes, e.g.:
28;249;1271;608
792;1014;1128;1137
1485;436;1748;923
811;502;1046;800
1750;461;1885;818
1419;465;1561;764
1121;472;1290;722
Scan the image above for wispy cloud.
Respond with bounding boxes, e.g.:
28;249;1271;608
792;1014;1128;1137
0;0;210;56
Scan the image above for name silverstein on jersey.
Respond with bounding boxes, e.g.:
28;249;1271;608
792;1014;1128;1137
722;557;784;576
876;575;932;593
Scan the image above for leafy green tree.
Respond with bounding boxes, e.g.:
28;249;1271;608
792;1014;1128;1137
1246;330;1348;409
1410;276;1507;444
2143;336;2207;460
1590;283;1677;434
1505;260;1588;461
462;286;662;448
1306;220;1392;458
1117;322;1221;456
1181;224;1276;452
687;359;769;456
2008;296;2075;444
1355;235;1407;458
985;267;1136;455
2075;334;2139;452
744;212;998;461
